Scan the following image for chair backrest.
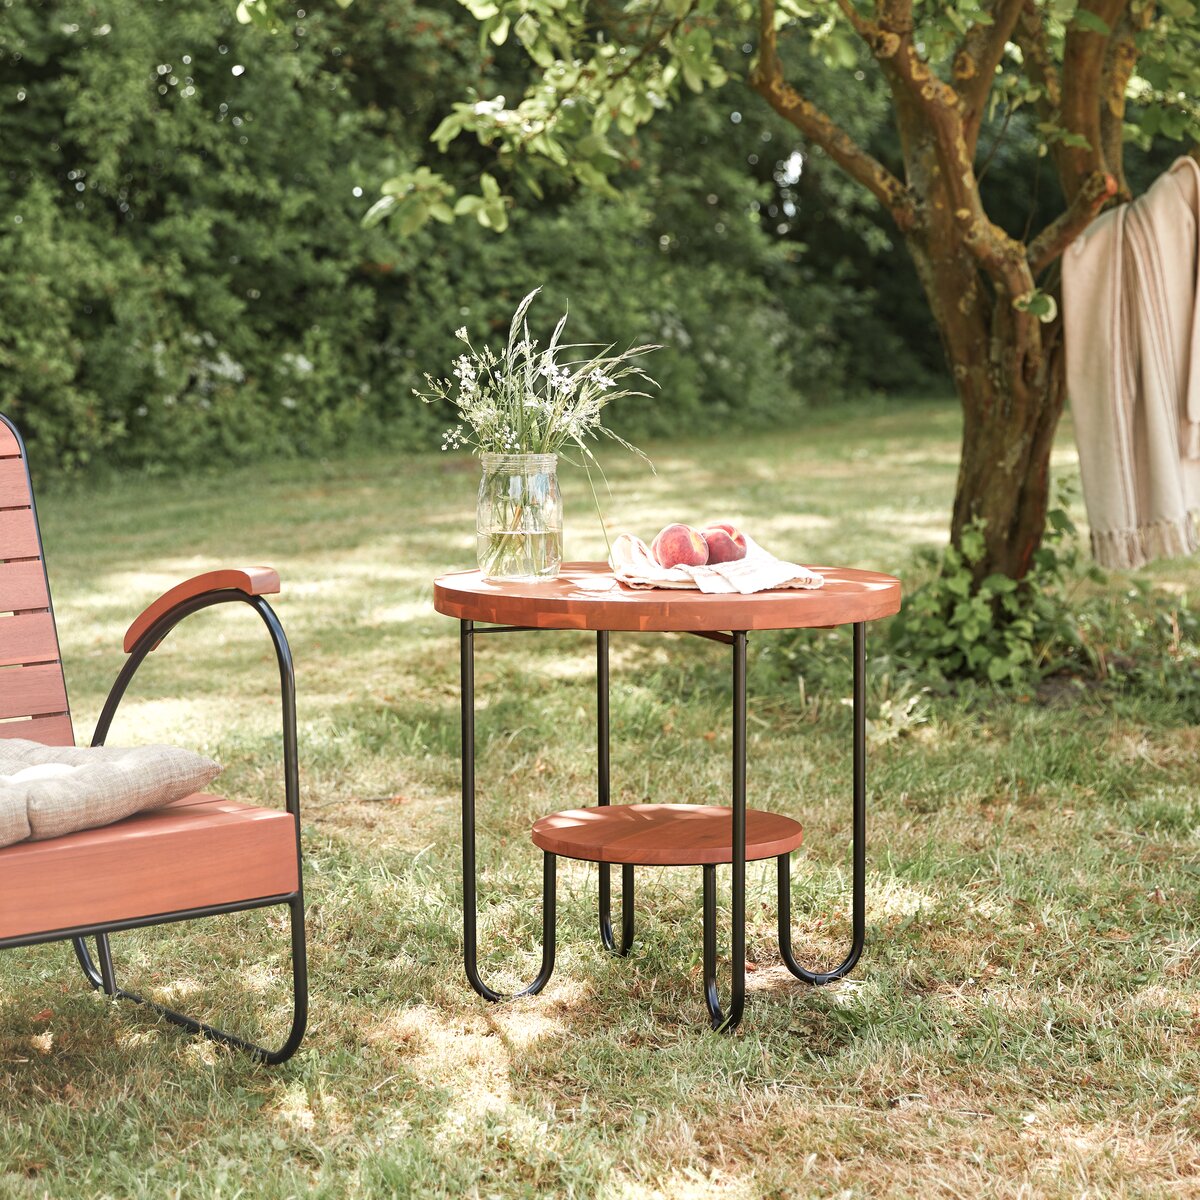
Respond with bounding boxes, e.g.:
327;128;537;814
0;415;74;746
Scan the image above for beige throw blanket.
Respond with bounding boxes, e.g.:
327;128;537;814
1062;156;1200;569
609;532;824;593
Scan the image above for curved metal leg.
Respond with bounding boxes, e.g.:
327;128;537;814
703;631;748;1033
600;864;635;956
779;621;866;985
461;619;557;1000
68;898;308;1064
72;936;106;991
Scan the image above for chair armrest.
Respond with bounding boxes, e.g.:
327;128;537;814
124;567;281;653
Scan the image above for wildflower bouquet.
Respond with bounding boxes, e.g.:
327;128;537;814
417;289;658;580
417;288;658;458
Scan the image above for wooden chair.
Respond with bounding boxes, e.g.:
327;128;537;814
0;413;307;1063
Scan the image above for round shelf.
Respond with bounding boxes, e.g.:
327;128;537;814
434;561;901;633
530;803;804;867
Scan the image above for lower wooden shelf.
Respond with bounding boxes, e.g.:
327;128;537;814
530;803;803;867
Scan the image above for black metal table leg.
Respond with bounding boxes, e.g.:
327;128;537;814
597;630;634;956
703;630;748;1032
461;618;557;1001
779;620;866;984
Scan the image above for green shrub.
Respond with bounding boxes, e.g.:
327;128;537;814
0;0;863;473
886;498;1097;686
763;486;1200;715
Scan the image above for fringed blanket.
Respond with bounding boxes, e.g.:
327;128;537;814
1062;156;1200;570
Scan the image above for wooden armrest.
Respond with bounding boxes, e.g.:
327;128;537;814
124;567;281;653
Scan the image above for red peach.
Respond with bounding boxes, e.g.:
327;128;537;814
651;523;709;568
701;522;747;563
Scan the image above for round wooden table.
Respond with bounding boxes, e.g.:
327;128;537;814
434;561;902;1031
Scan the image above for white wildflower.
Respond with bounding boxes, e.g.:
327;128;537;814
414;288;659;459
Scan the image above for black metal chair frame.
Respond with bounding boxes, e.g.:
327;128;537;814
459;620;866;1032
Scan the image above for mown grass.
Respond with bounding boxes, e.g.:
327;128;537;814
2;397;1198;1199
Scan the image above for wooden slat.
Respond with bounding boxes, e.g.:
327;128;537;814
0;561;51;613
0;509;39;560
0;423;19;458
0;795;299;940
0;612;60;667
0;714;74;746
0;662;68;720
0;459;30;508
531;803;804;866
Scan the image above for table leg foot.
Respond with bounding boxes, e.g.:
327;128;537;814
599;863;635;956
703;864;746;1033
777;853;863;985
465;851;557;1002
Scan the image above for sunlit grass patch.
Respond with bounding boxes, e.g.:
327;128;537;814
3;398;1199;1197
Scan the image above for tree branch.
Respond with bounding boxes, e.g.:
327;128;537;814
1027;169;1118;274
751;0;913;227
954;0;1026;154
871;0;1036;310
830;0;878;41
1059;0;1131;201
875;0;912;30
1013;0;1060;112
1012;0;1062;186
1098;4;1151;199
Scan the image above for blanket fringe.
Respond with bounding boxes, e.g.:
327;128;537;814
1090;513;1199;570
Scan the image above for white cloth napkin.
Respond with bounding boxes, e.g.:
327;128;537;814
608;533;824;594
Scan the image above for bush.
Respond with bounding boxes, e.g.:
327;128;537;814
886;497;1096;686
761;485;1200;722
0;0;866;474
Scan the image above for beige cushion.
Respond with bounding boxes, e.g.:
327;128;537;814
0;792;31;847
0;738;222;848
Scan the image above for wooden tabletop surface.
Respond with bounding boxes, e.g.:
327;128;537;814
433;561;901;632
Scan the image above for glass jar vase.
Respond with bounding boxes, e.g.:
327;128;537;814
475;452;563;582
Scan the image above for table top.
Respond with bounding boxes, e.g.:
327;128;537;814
433;561;901;632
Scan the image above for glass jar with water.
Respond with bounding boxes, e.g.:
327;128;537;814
475;453;562;582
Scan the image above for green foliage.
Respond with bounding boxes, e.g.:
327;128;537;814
889;496;1096;685
387;185;836;446
370;0;1200;228
765;483;1200;709
0;0;864;472
0;1;403;471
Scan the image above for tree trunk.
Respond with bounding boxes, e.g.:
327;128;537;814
910;226;1066;582
949;342;1065;581
895;121;1066;584
747;0;1135;587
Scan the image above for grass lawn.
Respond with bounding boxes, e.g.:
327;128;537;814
2;397;1198;1199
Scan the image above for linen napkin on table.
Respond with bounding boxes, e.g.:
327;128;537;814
609;533;824;595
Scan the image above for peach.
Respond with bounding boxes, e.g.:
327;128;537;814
651;523;709;568
701;522;747;563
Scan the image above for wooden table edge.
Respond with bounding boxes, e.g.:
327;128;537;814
433;562;902;632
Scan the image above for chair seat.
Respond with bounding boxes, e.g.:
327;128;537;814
0;794;299;942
